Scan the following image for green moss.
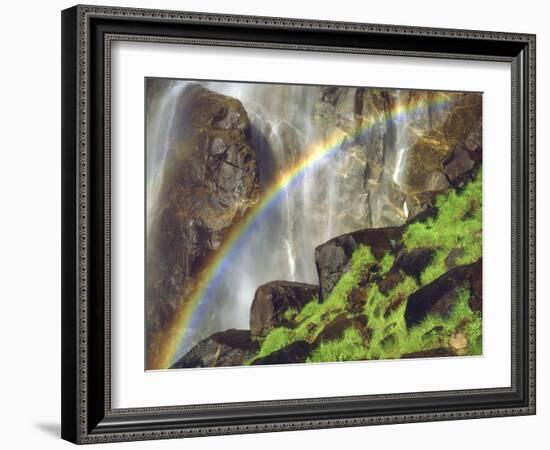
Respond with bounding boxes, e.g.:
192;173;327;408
307;327;368;363
420;256;447;285
350;244;377;272
247;171;482;365
365;285;481;359
406;170;482;286
466;313;483;355
282;307;298;321
325;272;356;308
295;298;319;321
380;253;395;274
247;246;377;363
361;276;418;360
291;245;377;343
387;276;419;299
407;287;480;355
254;327;294;360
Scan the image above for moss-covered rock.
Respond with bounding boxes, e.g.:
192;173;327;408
176;170;483;367
251;340;312;365
247;170;482;364
249;281;319;337
404;259;481;327
315;226;404;300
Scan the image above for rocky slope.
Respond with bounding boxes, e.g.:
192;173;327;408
172;165;483;368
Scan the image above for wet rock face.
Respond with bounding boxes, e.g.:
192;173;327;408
171;329;259;369
404;258;482;327
313;88;482;227
164;85;259;232
249;281;319;337
402;93;482;193
315;226;404;300
146;85;260;369
315;87;360;135
424;171;450;192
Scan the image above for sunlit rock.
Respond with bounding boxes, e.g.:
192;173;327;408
249;281;319;337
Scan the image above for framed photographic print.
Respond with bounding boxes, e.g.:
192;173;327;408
61;4;536;444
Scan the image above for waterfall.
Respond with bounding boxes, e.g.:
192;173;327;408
284;238;296;281
391;90;411;187
149;81;429;360
392;147;408;185
196;81;328;343
146;80;191;235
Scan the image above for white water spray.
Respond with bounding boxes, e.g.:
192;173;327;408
146;81;191;234
392;147;408;185
149;82;431;359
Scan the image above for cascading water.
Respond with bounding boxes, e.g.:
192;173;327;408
190;82;327;353
146;80;192;235
392;147;408;185
391;90;411;188
148;81;433;361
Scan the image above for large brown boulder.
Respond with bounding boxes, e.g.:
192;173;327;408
404;259;482;328
315;226;404;300
146;84;260;369
249;281;319;337
171;329;258;369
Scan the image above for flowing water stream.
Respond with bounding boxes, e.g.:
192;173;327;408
148;81;423;361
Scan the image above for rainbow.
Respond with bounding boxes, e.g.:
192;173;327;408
155;91;453;369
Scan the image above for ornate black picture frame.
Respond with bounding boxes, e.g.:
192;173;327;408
61;4;536;444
